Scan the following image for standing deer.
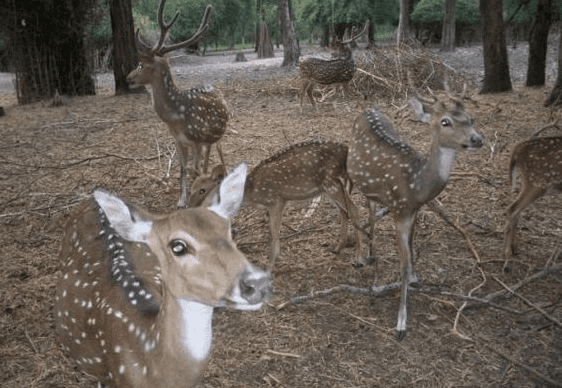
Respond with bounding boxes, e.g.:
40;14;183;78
54;163;272;388
347;98;484;339
503;136;562;263
298;21;368;112
187;140;367;271
126;1;228;208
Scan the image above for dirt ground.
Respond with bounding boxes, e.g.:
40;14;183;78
1;42;561;388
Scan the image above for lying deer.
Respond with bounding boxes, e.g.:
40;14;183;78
503;136;562;264
298;21;368;112
347;97;484;339
127;0;228;208
54;163;271;388
187;140;367;271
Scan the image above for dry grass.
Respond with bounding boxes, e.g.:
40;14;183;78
1;46;561;388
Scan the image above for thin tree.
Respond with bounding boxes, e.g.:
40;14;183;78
441;0;456;52
397;0;411;44
546;29;562;106
110;0;138;95
526;0;552;87
479;0;512;94
279;0;299;67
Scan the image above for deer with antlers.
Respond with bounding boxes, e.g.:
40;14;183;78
127;1;227;208
347;92;484;339
298;21;368;112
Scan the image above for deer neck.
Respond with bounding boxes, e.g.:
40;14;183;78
416;141;457;203
148;288;213;385
147;64;184;120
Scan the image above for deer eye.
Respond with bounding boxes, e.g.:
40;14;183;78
440;118;451;127
198;188;206;195
137;63;143;70
171;239;191;256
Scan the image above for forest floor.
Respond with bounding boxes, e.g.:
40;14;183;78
1;41;561;388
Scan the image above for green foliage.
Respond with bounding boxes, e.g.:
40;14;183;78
411;0;478;25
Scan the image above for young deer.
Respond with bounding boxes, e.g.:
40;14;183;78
126;1;228;208
298;22;368;112
54;163;271;388
503;136;562;262
347;98;484;339
187;140;366;271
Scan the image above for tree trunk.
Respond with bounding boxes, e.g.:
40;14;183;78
8;0;95;104
278;0;299;67
441;0;456;52
257;21;275;58
545;29;562;106
397;0;411;45
526;0;552;87
479;0;512;94
110;0;139;95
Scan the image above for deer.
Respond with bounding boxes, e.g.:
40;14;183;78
126;0;228;208
346;96;484;340
54;163;272;388
298;21;368;112
503;136;562;265
187;140;369;271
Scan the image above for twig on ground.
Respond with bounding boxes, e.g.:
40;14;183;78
493;275;562;328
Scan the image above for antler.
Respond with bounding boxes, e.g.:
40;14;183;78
136;0;213;56
341;20;369;44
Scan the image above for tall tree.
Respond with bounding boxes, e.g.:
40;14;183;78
526;0;552;87
546;30;562;106
1;0;95;104
441;0;456;51
397;0;411;44
110;0;138;95
479;0;512;94
279;0;299;66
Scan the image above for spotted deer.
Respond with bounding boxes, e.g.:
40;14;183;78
54;163;271;388
187;140;367;271
126;0;228;208
298;21;368;112
347;98;484;339
503;136;562;264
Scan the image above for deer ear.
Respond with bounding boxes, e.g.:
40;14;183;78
92;188;153;242
187;168;201;179
208;162;247;219
409;98;432;123
210;164;227;182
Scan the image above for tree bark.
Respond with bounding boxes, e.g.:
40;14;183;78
278;0;299;67
441;0;456;52
110;0;139;95
526;0;552;87
397;0;411;45
8;0;95;104
479;0;512;94
257;21;274;58
546;29;562;106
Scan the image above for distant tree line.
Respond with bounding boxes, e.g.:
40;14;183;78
2;0;562;103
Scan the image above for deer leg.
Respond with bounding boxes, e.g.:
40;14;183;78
201;144;212;173
267;201;285;272
395;211;417;341
504;185;547;263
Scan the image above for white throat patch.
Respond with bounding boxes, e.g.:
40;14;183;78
176;299;213;362
437;147;457;182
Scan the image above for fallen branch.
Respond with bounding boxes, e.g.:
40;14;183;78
426;199;481;262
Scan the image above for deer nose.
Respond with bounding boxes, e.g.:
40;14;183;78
238;266;272;305
470;133;484;148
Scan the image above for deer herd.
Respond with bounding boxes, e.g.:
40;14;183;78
53;1;562;387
